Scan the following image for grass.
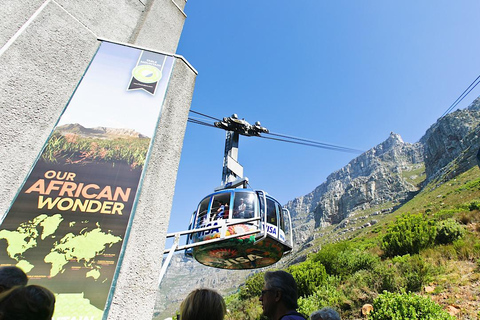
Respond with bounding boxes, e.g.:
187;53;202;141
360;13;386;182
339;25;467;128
42;131;151;168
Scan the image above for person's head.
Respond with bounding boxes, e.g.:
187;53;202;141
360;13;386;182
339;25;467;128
310;307;341;320
0;285;55;320
0;266;28;292
260;270;299;319
179;288;226;320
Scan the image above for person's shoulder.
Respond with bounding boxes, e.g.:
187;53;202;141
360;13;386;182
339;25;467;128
280;312;307;320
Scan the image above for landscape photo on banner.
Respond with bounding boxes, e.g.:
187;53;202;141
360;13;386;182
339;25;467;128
0;41;175;319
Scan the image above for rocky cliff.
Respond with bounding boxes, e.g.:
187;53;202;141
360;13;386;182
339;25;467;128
421;97;480;184
286;132;423;241
287;97;480;246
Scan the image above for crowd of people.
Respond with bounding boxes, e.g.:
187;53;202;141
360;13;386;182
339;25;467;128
0;266;55;320
178;270;341;320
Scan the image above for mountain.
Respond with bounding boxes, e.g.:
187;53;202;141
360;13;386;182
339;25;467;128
287;96;480;247
154;96;480;319
56;123;148;139
286;132;423;245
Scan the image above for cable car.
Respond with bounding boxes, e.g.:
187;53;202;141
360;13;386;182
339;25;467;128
162;114;295;270
186;187;293;269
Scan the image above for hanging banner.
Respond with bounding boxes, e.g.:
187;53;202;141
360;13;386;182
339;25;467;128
0;41;175;319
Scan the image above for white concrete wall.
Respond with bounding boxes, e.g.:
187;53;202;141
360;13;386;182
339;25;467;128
0;1;196;319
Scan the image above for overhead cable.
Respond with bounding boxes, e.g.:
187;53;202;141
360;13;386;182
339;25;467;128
187;110;364;154
189;110;221;121
441;74;480;118
265;131;363;154
258;135;363;154
187;118;217;128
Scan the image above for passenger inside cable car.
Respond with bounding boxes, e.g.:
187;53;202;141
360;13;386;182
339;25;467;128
232;191;254;219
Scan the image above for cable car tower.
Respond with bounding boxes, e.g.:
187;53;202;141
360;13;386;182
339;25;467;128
215;114;269;189
160;115;293;282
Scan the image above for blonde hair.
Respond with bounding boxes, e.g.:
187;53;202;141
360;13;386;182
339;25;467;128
179;288;226;320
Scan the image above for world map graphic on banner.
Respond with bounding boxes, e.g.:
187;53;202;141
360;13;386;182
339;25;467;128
0;213;121;278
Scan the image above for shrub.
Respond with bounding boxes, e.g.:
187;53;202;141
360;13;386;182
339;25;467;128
368;291;455;320
433;209;460;221
435;219;465;245
311;242;379;277
468;200;480;211
225;294;263;320
452;237;480;261
392;254;433;292
335;249;379;276
311;242;350;275
289;259;327;297
238;271;265;300
370;262;403;293
297;276;343;317
382;213;437;257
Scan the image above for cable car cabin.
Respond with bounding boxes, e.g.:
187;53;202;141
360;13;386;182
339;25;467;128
186;189;293;270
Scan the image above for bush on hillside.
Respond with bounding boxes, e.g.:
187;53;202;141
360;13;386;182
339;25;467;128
435;218;465;244
381;213;437;257
238;271;265;300
311;242;379;277
368;291;455;320
310;242;350;275
433;208;460;221
392;254;433;292
288;259;327;297
468;199;480;211
297;276;343;317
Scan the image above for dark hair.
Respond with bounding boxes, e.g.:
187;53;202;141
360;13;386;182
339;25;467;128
0;285;55;320
0;266;28;291
180;288;226;320
264;270;298;309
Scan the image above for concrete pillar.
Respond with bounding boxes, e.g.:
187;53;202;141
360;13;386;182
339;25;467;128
0;1;196;319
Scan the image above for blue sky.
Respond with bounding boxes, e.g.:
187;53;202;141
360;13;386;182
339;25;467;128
166;1;480;234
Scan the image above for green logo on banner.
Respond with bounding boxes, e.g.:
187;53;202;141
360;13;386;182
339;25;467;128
132;65;162;84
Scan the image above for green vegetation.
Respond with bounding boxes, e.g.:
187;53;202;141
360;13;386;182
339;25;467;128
42;131;150;168
368;291;455;320
435;219;465;245
224;167;480;320
381;213;437;257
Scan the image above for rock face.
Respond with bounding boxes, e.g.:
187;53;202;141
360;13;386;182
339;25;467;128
287;132;423;231
421;97;480;184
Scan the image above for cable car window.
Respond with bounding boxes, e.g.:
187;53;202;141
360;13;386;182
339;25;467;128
258;193;265;220
196;196;211;226
266;198;277;225
211;193;231;220
277;202;285;231
233;192;254;219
